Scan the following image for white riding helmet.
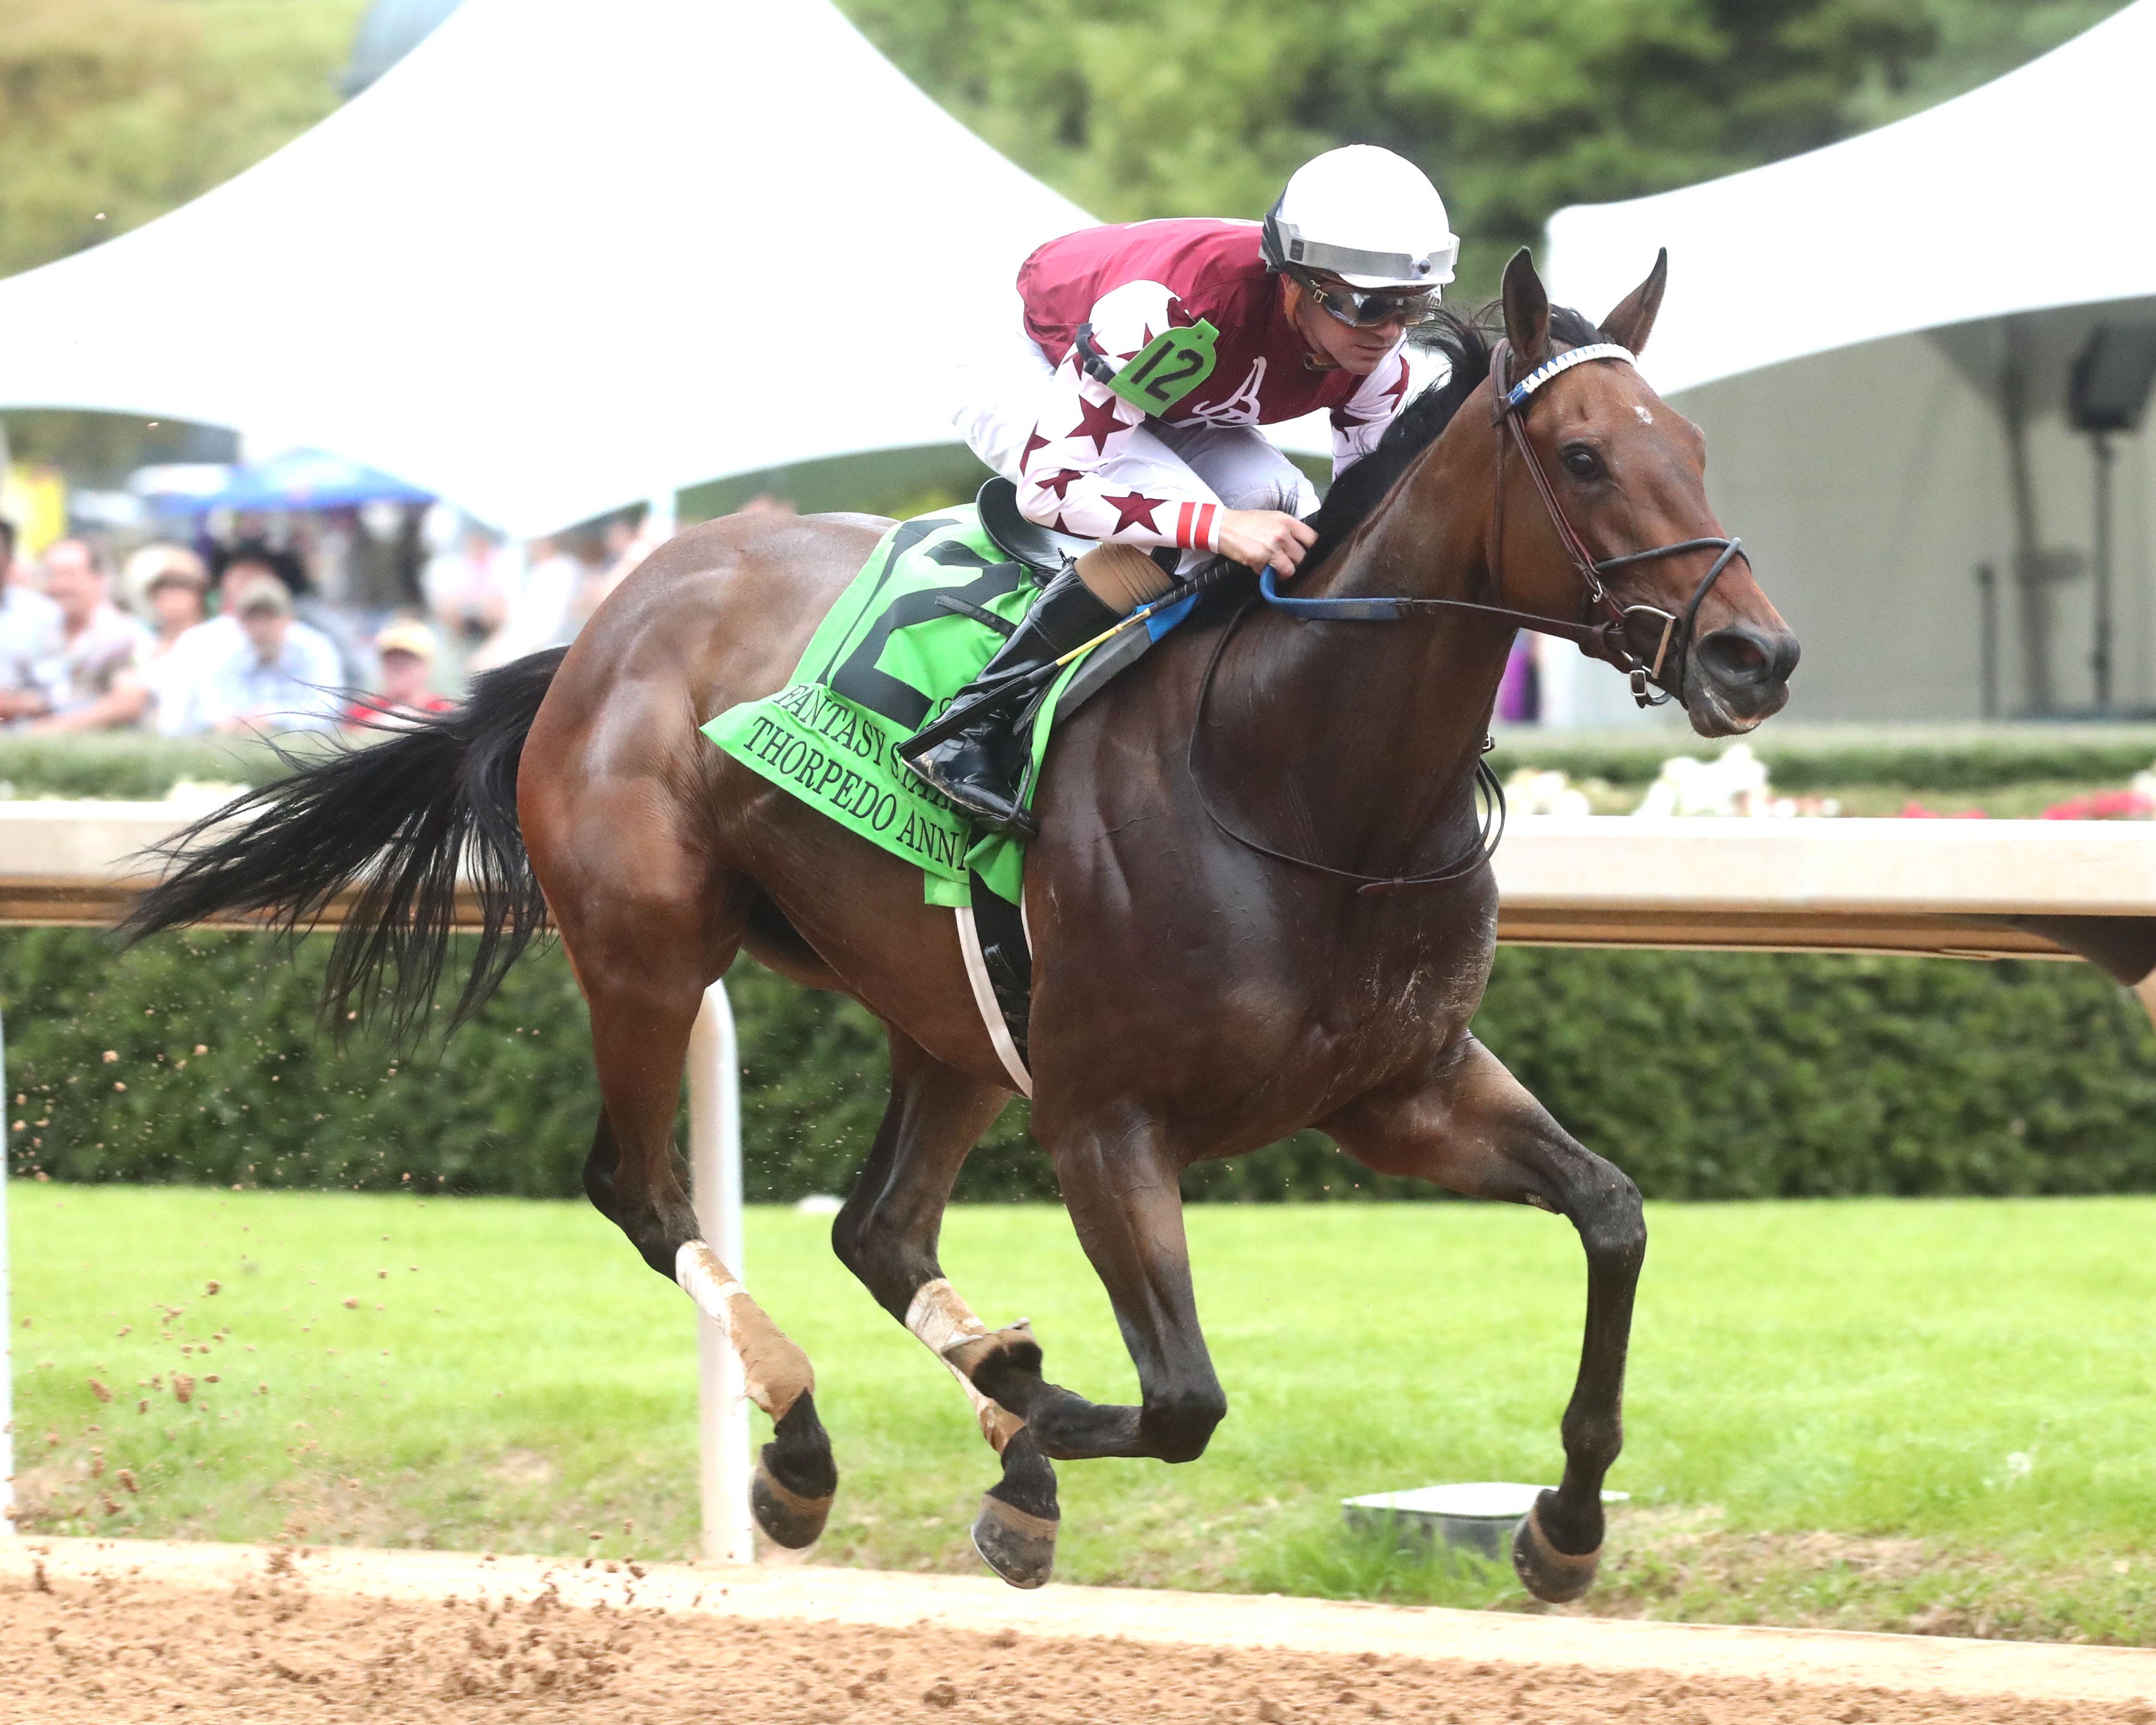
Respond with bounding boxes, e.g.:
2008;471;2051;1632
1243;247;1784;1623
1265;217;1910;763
1261;145;1458;290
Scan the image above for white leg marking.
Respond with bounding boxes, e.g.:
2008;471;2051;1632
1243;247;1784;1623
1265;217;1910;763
677;1239;813;1419
677;1239;746;1328
906;1276;1027;1450
905;1276;992;1357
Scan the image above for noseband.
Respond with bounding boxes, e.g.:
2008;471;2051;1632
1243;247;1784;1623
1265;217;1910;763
1190;333;1754;894
1257;335;1749;709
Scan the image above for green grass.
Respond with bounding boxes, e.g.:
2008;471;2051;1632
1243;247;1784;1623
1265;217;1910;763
11;1189;2156;1640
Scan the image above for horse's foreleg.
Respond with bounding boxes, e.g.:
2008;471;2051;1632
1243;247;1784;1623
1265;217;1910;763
829;1031;1060;1583
1327;1034;1646;1604
971;1114;1227;1467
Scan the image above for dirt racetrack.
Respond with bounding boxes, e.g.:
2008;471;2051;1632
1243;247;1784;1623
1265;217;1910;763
2;1539;2152;1724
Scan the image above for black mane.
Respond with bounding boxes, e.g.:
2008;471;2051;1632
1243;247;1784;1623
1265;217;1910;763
1301;302;1604;571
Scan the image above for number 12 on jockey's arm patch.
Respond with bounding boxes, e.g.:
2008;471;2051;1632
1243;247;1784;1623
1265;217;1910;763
1107;319;1220;415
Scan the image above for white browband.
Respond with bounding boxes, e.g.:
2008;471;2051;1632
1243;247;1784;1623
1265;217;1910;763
1503;342;1635;409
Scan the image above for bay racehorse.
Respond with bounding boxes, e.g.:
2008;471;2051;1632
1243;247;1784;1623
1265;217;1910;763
129;250;1797;1596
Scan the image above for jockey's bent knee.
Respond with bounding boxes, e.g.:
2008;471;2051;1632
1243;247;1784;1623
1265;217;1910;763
1073;543;1176;613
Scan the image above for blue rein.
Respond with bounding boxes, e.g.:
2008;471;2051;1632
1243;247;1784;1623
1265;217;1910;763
1257;565;1416;621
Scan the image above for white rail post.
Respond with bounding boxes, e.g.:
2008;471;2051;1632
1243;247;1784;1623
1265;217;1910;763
1;1004;14;1538
688;980;755;1563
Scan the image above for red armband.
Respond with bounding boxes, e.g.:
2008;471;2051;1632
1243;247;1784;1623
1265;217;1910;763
1173;501;1221;554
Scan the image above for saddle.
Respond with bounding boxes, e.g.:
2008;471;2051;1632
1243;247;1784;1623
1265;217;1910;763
975;476;1092;574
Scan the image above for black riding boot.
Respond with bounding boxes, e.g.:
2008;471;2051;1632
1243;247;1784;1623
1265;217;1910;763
900;565;1121;839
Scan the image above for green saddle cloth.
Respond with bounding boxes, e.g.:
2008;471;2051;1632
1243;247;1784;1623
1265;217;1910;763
700;506;1087;908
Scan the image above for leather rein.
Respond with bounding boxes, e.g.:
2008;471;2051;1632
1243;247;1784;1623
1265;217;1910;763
1188;335;1751;895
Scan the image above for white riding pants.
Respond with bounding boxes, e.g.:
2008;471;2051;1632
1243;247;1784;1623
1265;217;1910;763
950;298;1319;577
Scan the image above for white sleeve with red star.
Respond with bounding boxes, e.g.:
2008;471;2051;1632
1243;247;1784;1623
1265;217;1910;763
1329;342;1413;476
1013;280;1227;555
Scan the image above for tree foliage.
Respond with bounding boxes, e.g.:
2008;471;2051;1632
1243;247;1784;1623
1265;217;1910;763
0;1;362;479
0;0;362;282
843;0;2116;298
0;0;2125;309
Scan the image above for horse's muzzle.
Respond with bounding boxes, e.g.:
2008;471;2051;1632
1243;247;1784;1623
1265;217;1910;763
1685;623;1800;734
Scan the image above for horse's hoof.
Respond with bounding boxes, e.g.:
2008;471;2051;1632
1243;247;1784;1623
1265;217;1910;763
751;1460;832;1550
971;1491;1058;1589
1510;1493;1601;1603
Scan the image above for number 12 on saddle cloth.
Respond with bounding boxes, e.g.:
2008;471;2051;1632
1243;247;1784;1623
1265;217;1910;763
701;507;1083;911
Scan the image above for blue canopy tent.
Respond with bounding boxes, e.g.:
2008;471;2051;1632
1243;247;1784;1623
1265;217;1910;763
136;448;434;515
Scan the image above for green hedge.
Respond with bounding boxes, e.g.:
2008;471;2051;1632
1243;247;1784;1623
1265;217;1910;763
2;929;2149;1204
1488;726;2156;791
0;931;1049;1203
0;734;286;801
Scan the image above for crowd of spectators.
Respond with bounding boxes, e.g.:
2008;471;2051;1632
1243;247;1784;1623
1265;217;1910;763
0;517;451;737
0;497;767;739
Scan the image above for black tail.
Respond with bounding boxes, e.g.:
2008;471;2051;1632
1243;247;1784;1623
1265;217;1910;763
123;648;570;1045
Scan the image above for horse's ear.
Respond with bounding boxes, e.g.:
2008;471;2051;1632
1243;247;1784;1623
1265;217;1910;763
1501;247;1551;368
1600;248;1668;355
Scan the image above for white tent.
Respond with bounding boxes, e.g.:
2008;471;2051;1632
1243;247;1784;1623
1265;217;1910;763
1544;0;2156;725
0;0;1089;537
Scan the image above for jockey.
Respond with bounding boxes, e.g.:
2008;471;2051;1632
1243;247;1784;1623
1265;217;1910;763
903;144;1458;836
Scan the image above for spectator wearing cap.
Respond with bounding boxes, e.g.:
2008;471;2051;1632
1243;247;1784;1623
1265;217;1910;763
126;544;212;732
17;538;153;731
346;619;454;724
174;574;344;736
0;517;63;721
125;544;210;653
158;540;343;736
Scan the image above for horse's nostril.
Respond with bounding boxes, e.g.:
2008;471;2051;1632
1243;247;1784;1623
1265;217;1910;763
1717;635;1764;674
1697;627;1792;686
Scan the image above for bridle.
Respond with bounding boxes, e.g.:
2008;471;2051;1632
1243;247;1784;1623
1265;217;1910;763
1188;334;1753;894
1485;337;1749;707
1255;336;1749;708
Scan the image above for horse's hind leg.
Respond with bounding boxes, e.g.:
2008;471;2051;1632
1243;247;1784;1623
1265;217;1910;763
830;1029;1061;1585
1325;1034;1646;1604
557;858;835;1549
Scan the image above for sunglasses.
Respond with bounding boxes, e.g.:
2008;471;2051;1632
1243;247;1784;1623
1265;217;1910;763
1295;271;1441;330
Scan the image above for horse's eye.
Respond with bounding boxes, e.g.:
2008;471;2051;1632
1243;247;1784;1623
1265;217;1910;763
1560;445;1602;480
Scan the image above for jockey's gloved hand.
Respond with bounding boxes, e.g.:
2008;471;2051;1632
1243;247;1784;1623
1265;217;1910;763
1218;509;1318;578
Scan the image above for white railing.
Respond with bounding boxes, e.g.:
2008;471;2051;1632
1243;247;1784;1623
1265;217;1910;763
688;983;756;1563
2;801;2150;963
